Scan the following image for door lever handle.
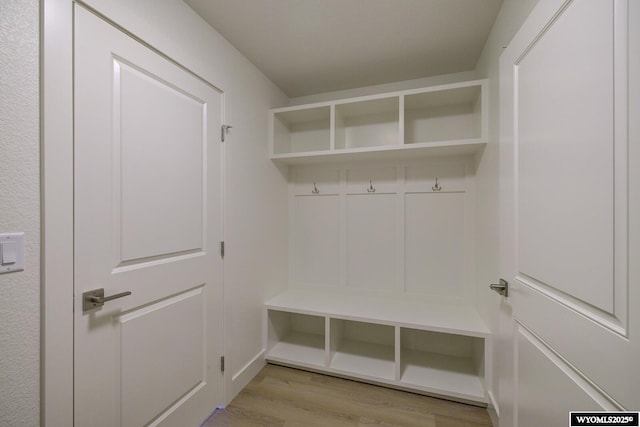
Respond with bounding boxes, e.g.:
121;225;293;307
83;288;132;312
489;279;508;297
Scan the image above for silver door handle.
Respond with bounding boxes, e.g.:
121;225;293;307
83;288;132;312
489;279;508;297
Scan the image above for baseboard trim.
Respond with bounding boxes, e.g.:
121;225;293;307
228;350;266;405
487;390;499;427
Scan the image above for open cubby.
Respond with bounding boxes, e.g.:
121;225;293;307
273;106;331;155
400;328;485;401
329;319;395;381
266;310;326;368
335;97;400;149
404;85;482;144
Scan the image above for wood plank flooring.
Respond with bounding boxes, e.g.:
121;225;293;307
203;364;492;427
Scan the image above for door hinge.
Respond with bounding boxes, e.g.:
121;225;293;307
220;241;225;258
221;125;232;142
220;356;225;373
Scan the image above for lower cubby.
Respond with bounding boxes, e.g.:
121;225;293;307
329;319;395;381
400;328;485;401
266;310;326;368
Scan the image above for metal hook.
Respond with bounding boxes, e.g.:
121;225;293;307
312;182;320;195
367;179;376;193
432;177;442;192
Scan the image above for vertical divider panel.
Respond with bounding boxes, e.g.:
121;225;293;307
463;157;476;304
266;309;287;353
394;325;401;381
324;316;331;367
339;167;348;288
472;90;482;143
329;318;343;366
398;95;405;147
269;111;275;157
480;81;488;142
291;166;341;288
288;167;296;287
396;166;406;293
334;105;345;150
404;159;471;301
272;112;290;155
264;307;269;355
345;165;398;291
330;104;336;151
480;337;490;393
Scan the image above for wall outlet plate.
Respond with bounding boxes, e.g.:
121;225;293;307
0;232;25;274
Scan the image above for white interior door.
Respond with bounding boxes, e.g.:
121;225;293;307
74;5;224;426
500;0;639;425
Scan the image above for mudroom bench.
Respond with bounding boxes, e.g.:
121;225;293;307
264;289;491;405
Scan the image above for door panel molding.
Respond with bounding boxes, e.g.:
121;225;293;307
114;55;208;264
515;0;616;314
511;0;630;337
118;287;206;426
515;274;625;336
514;321;620;427
512;0;628;336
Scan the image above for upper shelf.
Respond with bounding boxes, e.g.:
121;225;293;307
270;80;488;165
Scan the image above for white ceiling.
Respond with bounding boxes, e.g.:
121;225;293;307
185;0;503;97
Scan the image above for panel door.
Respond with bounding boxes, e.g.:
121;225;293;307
499;0;639;425
74;6;223;426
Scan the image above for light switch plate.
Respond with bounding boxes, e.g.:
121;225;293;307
0;232;25;274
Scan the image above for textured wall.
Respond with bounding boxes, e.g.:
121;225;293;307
0;1;41;426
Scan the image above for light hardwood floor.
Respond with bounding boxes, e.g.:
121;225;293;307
203;364;492;426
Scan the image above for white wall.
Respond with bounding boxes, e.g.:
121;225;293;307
473;0;540;420
0;1;40;426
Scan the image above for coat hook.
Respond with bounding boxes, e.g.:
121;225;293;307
432;177;442;192
312;182;320;194
367;179;376;193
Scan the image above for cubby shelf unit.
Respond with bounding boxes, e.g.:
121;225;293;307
265;289;491;405
269;80;487;165
266;78;491;405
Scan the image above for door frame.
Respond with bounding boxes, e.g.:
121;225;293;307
42;0;74;425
